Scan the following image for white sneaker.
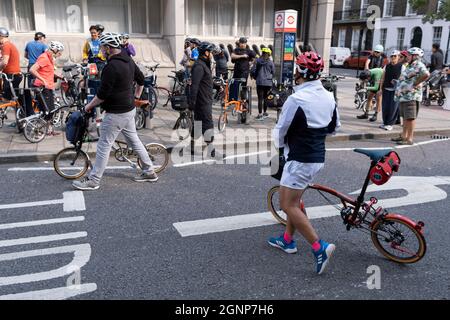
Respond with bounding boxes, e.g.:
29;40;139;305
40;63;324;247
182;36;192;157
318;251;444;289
384;125;393;131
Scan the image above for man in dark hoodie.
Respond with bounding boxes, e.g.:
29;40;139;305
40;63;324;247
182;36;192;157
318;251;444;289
189;42;220;159
254;47;275;121
73;32;157;191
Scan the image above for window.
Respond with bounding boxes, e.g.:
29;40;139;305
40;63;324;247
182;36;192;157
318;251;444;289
343;0;353;19
88;0;128;33
0;0;35;32
187;0;273;38
397;28;405;50
45;0;83;33
130;0;161;34
406;2;417;15
352;28;360;51
433;27;443;46
360;0;369;18
338;28;346;47
383;0;394;17
187;0;203;35
379;28;387;48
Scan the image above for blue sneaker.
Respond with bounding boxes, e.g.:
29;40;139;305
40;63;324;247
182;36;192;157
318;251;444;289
268;235;298;254
313;240;336;275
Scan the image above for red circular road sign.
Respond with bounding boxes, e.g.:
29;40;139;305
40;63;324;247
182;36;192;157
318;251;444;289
276;14;283;27
287;16;295;25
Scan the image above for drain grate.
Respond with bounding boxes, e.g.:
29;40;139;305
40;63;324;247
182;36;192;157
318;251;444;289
431;134;450;140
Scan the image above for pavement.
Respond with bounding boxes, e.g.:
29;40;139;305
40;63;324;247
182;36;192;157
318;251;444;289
1;68;450;164
0;137;449;300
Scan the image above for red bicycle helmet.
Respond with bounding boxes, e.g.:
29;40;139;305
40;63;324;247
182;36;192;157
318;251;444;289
295;52;324;80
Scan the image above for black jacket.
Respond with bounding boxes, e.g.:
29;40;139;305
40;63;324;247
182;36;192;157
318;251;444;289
97;51;145;114
189;57;214;133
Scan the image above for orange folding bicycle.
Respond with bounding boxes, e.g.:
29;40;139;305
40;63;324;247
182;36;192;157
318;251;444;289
217;78;251;132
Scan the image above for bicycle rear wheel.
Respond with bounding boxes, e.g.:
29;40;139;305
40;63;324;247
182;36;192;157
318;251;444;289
370;216;426;264
267;186;287;225
138;143;169;174
23;118;48;143
54;147;90;180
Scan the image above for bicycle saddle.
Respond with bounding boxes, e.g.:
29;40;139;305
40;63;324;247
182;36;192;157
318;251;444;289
354;148;394;162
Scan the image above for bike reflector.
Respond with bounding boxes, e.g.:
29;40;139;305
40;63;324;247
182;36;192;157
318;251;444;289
89;63;99;76
370;151;401;185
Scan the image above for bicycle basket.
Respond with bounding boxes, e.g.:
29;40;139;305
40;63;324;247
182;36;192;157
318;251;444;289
175;70;185;83
170;94;189;111
369;151;401;186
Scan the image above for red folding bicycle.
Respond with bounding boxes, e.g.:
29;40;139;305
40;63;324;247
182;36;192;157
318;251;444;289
267;148;426;264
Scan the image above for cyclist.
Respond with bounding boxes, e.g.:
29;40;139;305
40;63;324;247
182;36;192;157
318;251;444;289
24;32;47;86
231;37;256;84
121;34;136;57
356;68;384;121
212;46;229;80
189;42;221;159
190;38;201;64
268;52;340;275
0;28;22;102
73;32;157;191
392;47;430;145
30;41;65;136
365;44;386;70
379;50;402;131
82;25;107;71
254;47;274;121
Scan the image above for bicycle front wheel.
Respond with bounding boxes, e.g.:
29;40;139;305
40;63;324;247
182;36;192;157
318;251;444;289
267;186;287;225
54;148;90;180
135;108;146;130
218;112;227;132
176;114;192;141
370;216;426;264
23;118;48;143
138;143;170;174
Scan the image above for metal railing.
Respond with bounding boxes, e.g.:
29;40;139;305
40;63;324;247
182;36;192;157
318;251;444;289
334;9;371;22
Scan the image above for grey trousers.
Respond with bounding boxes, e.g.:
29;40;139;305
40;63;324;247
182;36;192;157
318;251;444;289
89;109;154;183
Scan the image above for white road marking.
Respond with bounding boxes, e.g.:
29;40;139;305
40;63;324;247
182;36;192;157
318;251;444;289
0;216;85;230
173;159;216;168
0;191;86;213
224;150;270;160
0;232;87;248
0;284;98;300
174;175;450;237
0;244;92;287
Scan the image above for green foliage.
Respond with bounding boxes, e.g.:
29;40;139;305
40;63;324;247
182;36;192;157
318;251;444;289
409;0;450;22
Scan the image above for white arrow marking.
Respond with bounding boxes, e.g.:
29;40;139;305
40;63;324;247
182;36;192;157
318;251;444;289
174;176;450;237
0;232;87;248
0;191;86;213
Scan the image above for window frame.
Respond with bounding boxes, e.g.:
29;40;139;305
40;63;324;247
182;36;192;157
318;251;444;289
405;2;417;16
379;28;387;49
127;0;163;36
6;0;36;33
338;28;346;47
397;27;405;50
432;26;443;46
383;0;394;18
185;0;271;39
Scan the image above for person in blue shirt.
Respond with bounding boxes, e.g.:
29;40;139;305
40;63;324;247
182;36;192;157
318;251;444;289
24;32;47;85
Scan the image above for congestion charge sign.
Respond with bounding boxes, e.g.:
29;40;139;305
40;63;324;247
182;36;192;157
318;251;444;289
273;10;298;84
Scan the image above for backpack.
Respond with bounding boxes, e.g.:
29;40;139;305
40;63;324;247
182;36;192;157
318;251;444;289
65;111;86;145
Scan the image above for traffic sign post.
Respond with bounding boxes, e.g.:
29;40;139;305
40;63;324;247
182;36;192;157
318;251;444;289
273;10;298;84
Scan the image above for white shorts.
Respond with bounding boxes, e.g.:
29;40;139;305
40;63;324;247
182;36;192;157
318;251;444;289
280;161;324;190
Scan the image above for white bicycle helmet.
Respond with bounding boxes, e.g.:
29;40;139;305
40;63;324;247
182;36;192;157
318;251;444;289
99;32;123;49
49;41;65;53
408;47;424;57
373;44;384;53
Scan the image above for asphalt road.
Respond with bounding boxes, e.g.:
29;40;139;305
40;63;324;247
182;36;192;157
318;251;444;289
0;137;449;300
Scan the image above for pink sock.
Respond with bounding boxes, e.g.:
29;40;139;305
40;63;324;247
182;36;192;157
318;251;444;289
312;241;321;252
283;232;293;244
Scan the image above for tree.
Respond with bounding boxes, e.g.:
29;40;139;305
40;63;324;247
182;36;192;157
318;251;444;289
409;0;450;22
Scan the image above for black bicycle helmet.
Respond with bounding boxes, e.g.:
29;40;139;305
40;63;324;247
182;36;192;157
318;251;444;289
359;70;371;81
190;38;201;46
239;37;248;44
198;42;216;55
96;24;105;33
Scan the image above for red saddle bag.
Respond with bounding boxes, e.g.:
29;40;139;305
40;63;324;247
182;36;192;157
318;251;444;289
369;151;401;185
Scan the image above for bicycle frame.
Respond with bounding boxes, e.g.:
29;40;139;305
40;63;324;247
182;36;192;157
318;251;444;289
221;80;247;114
